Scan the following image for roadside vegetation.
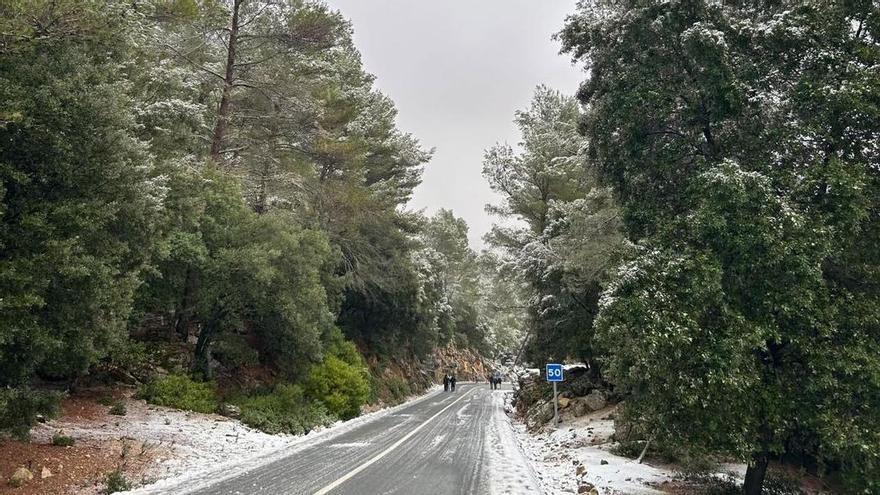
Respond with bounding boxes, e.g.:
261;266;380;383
1;0;877;494
490;1;880;493
0;0;515;453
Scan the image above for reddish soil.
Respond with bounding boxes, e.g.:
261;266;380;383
0;395;164;495
60;397;110;422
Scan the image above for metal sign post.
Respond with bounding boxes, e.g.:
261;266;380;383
545;363;564;427
553;381;558;425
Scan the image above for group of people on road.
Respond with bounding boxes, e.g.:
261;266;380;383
489;371;503;390
440;370;504;391
443;373;457;391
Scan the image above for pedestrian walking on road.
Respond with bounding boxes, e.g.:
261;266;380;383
450;375;456;392
443;374;450;392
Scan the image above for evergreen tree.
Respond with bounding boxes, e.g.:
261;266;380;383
483;86;624;371
0;0;163;383
561;1;880;491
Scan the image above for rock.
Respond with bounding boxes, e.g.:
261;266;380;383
571;398;590;417
558;397;571;409
568;372;596;396
576;465;586;476
110;368;138;385
585;390;607;411
577;483;594;493
218;403;241;418
528;400;555;427
589;489;599;495
9;467;33;487
600;459;609;465
41;467;52;479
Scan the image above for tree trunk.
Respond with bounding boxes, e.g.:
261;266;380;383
192;314;221;379
636;437;652;464
172;268;198;341
743;450;769;495
253;156;270;214
586;355;602;381
209;0;242;162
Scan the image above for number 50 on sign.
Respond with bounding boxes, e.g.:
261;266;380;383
546;363;564;382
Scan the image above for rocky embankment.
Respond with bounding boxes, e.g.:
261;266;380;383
365;345;489;407
514;365;615;430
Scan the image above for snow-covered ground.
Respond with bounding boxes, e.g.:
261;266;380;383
503;392;675;495
485;391;544;494
33;386;441;494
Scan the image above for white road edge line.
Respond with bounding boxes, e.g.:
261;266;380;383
312;389;472;495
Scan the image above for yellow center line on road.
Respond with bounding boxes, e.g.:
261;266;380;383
312;388;473;495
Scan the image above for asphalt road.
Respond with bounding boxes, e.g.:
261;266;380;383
181;383;535;495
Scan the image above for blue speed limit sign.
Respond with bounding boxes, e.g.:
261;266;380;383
546;363;564;382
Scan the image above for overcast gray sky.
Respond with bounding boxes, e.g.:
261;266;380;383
326;0;585;248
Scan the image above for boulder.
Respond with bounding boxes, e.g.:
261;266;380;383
558;397;571;409
571;398;590;417
41;467;52;479
568;372;596;397
585;390;607;411
110;368;139;385
527;400;555;427
9;467;33;487
218;403;241;418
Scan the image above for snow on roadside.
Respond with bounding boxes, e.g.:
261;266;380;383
503;392;673;494
485;390;545;495
34;386;441;495
34;398;288;488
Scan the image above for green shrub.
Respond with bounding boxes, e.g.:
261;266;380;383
108;402;127;416
297;332;371;418
834;449;880;493
52;432;75;446
763;470;806;495
103;340;152;377
0;388;62;441
237;384;333;435
138;374;217;413
383;376;412;404
303;356;370;420
682;469;806;495
102;468;130;494
213;334;259;369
